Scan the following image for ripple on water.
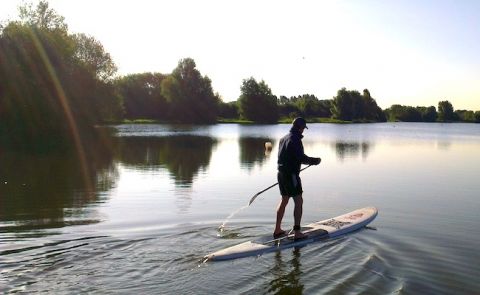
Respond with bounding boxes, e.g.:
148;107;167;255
3;218;479;294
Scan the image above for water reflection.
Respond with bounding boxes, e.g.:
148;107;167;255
174;188;193;214
116;135;217;187
0;140;117;234
267;248;304;294
239;137;275;170
334;141;372;161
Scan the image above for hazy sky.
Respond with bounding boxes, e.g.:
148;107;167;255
1;0;479;110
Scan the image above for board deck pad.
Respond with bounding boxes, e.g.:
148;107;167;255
205;207;378;261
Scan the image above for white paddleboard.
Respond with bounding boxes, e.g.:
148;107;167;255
205;206;378;261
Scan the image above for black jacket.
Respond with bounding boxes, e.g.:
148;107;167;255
277;128;318;174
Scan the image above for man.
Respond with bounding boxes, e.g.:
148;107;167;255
274;117;321;240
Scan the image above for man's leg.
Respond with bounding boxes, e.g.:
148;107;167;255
293;194;307;239
274;196;289;236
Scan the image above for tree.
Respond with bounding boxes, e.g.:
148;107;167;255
72;33;117;81
161;58;218;123
70;34;120;122
0;21;76;148
419;106;437;122
361;89;386;122
278;95;290;105
296;94;320;117
18;0;68;31
277;95;299;118
116;72;167;120
317;100;333;118
238;77;278;123
282;95;333;118
438;100;454;122
455;110;476;122
362;89;374;120
0;1;121;150
91;80;124;122
218;101;239;119
331;88;354;121
385;105;421;122
331;88;385;122
474;111;480;123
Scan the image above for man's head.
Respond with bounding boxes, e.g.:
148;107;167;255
292;117;308;131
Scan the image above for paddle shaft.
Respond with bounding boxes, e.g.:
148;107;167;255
248;165;312;206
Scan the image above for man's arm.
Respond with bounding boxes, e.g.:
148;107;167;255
292;139;321;165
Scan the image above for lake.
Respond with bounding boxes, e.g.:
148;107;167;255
1;123;479;294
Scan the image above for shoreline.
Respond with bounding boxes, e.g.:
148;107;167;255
106;118;478;125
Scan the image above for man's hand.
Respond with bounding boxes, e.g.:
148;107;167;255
311;157;321;165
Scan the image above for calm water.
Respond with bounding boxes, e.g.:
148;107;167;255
1;123;479;294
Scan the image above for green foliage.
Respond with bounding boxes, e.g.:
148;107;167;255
72;33;117;81
455;110;475;122
386;103;478;123
278;117;350;124
18;0;68;31
331;88;385;122
317;100;334;117
418;106;438;122
218;100;239;119
238;77;278;123
438;100;455;122
0;1;121;150
2;1;479;131
279;94;332;119
294;94;317;116
331;88;355;120
385;104;440;122
278;96;300;119
161;58;218;123
361;89;387;122
475;111;480;123
115;72;167;120
386;105;422;122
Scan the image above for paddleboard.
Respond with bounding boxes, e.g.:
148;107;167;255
205;206;378;261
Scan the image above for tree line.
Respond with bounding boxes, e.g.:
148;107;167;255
1;2;479;150
385;101;479;123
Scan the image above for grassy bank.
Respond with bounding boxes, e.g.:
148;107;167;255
112;117;354;125
278;117;351;124
219;117;352;124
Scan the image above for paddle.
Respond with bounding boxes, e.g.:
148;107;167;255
248;165;312;206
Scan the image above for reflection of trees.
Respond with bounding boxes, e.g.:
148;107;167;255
238;137;274;169
0;138;117;233
116;135;217;187
267;248;304;294
334;141;372;161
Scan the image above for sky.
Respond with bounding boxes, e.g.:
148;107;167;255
1;0;480;110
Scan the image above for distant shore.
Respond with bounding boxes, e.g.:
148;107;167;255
111;117;478;125
111;118;351;125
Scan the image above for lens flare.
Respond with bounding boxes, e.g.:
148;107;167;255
28;29;92;193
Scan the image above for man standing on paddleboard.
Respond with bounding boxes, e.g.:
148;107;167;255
274;117;321;240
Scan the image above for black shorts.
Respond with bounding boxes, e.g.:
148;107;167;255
277;171;303;197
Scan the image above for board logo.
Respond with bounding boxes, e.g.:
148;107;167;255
320;219;351;229
345;213;364;220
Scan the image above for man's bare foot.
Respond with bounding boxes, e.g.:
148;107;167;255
294;231;308;240
273;230;286;239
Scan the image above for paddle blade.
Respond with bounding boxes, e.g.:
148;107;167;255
248;193;260;206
